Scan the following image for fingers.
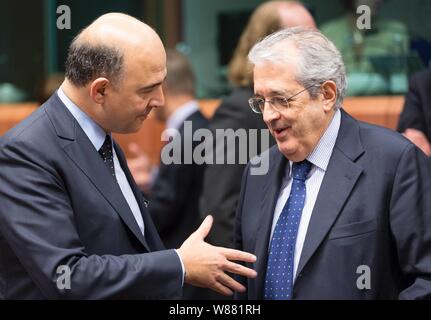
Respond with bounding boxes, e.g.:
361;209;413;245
193;215;213;240
210;272;248;296
223;261;257;279
216;273;247;293
211;281;233;296
219;247;257;264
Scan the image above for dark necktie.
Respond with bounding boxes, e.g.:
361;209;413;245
99;135;116;178
264;160;312;300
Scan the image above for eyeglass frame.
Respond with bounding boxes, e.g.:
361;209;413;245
248;83;323;114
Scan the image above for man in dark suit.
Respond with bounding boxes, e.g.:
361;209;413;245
235;27;431;300
397;68;431;156
0;13;257;299
200;1;315;249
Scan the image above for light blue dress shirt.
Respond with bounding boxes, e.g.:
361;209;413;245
57;87;146;237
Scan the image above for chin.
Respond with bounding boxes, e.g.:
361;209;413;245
278;143;300;161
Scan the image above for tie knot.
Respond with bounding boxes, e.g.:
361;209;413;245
292;160;312;181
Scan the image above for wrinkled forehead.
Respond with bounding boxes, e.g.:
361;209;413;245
253;60;301;97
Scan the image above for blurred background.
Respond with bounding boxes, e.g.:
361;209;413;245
1;0;430;102
1;0;431;162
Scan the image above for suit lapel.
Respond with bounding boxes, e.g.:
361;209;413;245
296;110;365;278
114;142;165;251
45;94;150;251
253;150;287;299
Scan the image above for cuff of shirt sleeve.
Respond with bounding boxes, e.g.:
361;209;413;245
174;249;186;286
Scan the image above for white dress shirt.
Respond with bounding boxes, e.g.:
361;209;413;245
270;109;341;281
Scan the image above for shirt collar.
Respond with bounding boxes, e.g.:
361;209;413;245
307;108;341;171
286;108;341;178
57;87;108;151
166;100;199;131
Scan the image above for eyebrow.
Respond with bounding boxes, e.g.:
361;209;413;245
139;76;167;92
254;89;291;98
270;89;290;96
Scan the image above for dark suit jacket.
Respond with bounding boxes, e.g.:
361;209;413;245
0;93;183;299
398;68;431;142
150;110;208;249
149;110;220;300
200;87;275;248
236;110;431;300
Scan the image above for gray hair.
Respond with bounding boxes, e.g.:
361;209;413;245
248;27;347;108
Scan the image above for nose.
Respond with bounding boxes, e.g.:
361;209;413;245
262;101;280;124
151;85;165;108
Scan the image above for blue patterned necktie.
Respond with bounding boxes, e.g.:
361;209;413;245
264;160;312;300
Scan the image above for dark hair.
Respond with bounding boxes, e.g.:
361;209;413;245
165;49;195;96
65;40;124;87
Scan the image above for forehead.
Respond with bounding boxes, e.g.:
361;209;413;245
123;45;167;85
253;61;300;96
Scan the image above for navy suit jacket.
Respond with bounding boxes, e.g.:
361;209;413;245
235;110;431;299
0;93;183;299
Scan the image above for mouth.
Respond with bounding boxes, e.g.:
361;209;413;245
273;126;291;136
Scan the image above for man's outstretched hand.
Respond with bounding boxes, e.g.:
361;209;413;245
177;215;257;296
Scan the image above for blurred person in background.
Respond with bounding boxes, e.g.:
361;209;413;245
199;0;316;249
397;68;431;156
321;0;410;95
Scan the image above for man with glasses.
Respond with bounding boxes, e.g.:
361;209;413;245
235;27;431;299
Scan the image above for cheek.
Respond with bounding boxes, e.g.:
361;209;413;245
295;108;320;133
133;95;150;110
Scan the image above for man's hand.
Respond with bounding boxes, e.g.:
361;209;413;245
177;215;257;296
403;128;431;156
127;143;154;194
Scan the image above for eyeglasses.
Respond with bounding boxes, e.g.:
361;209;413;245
248;83;321;114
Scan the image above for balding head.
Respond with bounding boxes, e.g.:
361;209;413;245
63;13;167;134
277;1;316;29
65;13;164;88
77;13;160;52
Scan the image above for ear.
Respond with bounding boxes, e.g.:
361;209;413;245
320;80;337;112
89;78;110;104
